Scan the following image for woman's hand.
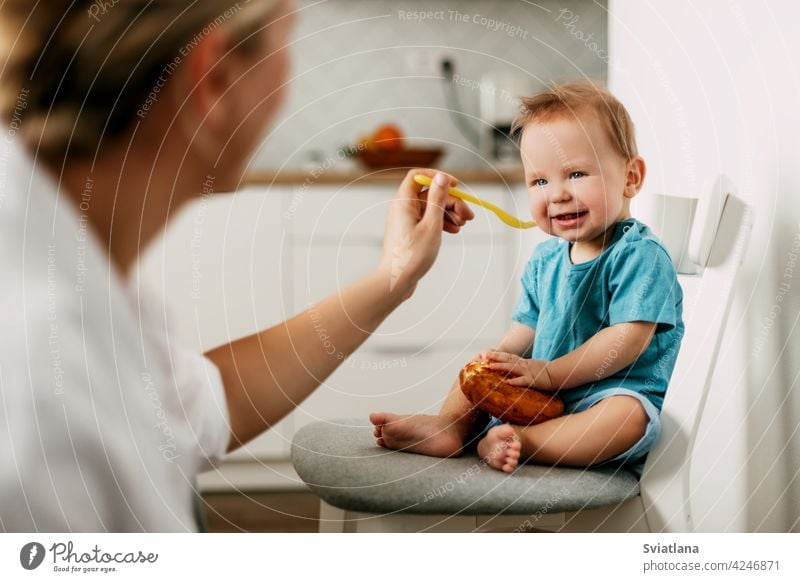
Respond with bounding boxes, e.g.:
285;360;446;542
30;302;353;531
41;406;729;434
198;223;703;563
486;351;555;391
377;169;474;299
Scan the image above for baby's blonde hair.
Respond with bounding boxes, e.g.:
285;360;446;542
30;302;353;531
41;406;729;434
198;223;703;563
512;80;638;161
0;0;281;161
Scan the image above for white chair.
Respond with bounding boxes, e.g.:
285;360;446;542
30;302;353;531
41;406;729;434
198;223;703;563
291;176;752;532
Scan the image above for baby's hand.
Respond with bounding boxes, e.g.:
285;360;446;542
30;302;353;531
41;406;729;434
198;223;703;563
471;348;496;363
485;352;554;391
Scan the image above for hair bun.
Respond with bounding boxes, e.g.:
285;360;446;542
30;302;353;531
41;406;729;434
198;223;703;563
0;0;280;161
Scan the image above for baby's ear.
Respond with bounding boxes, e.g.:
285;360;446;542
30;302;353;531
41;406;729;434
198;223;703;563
624;156;646;199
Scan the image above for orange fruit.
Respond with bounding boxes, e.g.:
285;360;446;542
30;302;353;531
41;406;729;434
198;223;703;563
371;124;404;151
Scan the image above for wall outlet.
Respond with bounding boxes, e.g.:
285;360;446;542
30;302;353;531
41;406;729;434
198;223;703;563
403;48;453;77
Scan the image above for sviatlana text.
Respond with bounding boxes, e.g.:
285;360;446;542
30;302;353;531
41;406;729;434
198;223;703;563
643;543;700;554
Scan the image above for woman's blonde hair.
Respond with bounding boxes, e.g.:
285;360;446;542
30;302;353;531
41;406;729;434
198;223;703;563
0;0;281;161
512;80;638;161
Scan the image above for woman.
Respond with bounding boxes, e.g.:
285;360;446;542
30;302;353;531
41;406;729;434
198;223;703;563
0;0;473;531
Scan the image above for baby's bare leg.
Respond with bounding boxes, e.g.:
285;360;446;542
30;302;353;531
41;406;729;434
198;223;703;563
370;377;480;457
514;395;649;466
438;376;482;437
475;395;649;472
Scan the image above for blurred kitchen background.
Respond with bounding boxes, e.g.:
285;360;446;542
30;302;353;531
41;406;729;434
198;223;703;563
138;0;800;533
251;0;607;172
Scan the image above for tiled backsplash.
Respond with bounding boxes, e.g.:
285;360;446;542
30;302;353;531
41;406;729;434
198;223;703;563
251;0;608;172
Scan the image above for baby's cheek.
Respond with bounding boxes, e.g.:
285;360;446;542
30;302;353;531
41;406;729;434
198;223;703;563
530;205;549;229
527;199;542;219
532;215;552;236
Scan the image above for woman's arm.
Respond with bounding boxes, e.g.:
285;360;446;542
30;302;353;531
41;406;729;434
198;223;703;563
206;170;475;451
486;321;656;391
207;271;408;451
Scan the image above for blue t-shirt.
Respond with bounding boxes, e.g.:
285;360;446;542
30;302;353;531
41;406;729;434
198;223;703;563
512;218;684;410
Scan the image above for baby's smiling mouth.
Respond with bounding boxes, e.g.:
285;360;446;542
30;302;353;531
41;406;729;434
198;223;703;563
551;210;588;220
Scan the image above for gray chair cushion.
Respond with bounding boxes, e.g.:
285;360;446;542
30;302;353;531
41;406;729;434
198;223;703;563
291;419;640;515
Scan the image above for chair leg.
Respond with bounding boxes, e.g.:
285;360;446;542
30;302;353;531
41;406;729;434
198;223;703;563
352;512;478;533
559;496;651;532
318;500;347;533
318;500;477;532
476;511;566;532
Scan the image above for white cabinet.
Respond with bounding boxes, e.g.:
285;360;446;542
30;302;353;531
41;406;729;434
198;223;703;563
138;186;291;353
292;239;509;347
293;347;474;431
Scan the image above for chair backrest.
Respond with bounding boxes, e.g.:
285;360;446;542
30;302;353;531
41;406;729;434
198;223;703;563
640;176;753;532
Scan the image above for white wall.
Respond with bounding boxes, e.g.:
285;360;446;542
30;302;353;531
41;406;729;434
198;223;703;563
609;0;800;532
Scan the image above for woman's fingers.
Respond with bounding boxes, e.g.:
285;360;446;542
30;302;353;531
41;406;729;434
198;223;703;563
443;209;464;233
445;208;465;227
442;199;474;234
406;168;471;233
393;168;445;223
378;168;467;295
448;198;475;223
442;221;461;235
420;172;451;230
378;169;452;294
405;167;457;185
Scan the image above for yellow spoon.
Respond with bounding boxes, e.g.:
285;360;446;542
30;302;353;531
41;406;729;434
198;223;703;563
413;174;536;230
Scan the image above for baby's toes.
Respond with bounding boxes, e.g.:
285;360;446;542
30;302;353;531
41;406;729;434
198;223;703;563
502;456;519;473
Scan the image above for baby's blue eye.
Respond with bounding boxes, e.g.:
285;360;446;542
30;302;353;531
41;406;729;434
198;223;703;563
532;178;548;187
569;171;586;179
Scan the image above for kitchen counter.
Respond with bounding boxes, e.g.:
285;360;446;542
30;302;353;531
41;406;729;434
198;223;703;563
246;166;525;186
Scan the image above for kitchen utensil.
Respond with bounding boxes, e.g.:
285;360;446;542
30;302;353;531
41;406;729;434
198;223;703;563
413;174;536;230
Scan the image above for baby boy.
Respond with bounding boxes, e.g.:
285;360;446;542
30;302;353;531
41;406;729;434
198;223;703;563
371;81;684;475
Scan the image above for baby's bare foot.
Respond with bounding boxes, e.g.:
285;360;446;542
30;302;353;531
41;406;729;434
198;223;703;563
477;424;521;473
369;412;464;458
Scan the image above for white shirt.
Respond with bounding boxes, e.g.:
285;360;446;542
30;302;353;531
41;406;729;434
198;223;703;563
0;139;230;532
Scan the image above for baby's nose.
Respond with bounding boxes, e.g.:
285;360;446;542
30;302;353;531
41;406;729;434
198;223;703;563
548;183;574;203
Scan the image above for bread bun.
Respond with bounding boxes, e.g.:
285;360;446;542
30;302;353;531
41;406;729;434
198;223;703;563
459;361;564;425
